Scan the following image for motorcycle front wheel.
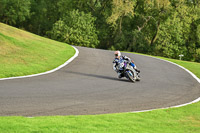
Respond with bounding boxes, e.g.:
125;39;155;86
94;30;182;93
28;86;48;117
126;70;135;83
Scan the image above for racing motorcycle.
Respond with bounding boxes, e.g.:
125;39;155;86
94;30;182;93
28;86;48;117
113;58;140;83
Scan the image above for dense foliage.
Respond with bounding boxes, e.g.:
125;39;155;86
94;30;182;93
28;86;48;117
0;0;200;62
50;10;99;48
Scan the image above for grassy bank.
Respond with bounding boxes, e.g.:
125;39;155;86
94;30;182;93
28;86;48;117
0;23;75;78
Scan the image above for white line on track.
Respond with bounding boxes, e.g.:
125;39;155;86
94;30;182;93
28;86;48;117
131;54;200;113
0;46;79;81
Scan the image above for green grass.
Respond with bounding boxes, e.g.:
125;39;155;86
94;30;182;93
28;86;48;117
0;102;199;133
0;23;200;132
0;22;75;78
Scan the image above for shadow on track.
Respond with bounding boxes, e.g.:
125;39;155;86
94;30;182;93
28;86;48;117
66;71;131;83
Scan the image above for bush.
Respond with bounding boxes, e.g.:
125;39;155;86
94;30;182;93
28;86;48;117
50;10;99;48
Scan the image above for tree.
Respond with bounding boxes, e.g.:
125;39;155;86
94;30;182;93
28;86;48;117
50;10;99;48
0;0;31;26
155;12;187;58
105;0;135;50
144;0;172;46
24;0;60;35
107;0;135;34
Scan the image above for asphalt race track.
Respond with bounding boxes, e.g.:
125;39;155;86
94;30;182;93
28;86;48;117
0;46;199;116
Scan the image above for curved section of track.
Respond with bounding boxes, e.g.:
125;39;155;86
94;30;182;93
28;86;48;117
0;46;199;116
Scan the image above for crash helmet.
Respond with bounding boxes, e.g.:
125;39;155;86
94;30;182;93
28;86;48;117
114;50;121;57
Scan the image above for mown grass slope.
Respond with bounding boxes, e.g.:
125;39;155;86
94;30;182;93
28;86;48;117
0;22;75;78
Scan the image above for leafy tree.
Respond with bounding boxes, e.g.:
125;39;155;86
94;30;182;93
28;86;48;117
107;0;135;33
155;12;187;58
143;0;172;46
50;10;99;48
24;0;60;35
105;0;135;51
67;0;113;49
0;0;31;25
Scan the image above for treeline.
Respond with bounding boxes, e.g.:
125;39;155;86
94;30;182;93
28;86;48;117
0;0;200;62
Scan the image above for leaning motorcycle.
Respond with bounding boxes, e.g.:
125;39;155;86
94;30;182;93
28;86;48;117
113;59;140;83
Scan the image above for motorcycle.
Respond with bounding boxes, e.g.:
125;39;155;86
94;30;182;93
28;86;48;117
113;58;140;83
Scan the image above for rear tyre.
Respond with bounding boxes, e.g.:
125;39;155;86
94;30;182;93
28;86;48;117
136;77;140;81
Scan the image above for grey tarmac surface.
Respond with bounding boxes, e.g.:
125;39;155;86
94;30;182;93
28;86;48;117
0;46;199;116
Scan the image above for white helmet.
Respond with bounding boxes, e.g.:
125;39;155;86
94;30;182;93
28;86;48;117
114;50;121;57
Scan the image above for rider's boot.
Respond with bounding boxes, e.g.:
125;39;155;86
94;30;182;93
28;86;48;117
135;68;140;73
118;73;122;78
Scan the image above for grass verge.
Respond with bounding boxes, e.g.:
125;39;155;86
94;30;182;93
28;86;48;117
0;23;75;78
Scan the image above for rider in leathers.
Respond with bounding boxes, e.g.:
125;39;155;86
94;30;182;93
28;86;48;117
113;50;140;78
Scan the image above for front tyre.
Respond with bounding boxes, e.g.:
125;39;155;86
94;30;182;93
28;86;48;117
127;71;135;83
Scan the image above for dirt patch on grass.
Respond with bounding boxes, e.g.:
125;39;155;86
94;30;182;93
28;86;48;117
180;116;200;127
0;40;21;56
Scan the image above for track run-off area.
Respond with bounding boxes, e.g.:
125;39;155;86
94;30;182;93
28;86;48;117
0;46;199;116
